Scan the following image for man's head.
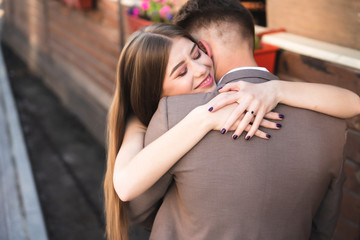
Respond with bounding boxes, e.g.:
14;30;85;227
173;0;257;81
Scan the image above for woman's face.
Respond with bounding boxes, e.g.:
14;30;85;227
162;37;216;97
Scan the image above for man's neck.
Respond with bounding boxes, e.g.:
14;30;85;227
215;51;258;81
225;58;258;71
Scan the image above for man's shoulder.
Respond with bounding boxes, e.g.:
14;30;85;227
145;92;214;145
162;91;216;104
155;92;217;127
275;103;346;141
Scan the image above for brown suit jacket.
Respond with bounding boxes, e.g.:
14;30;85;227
127;69;346;240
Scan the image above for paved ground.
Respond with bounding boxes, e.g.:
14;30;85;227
1;46;47;240
2;44;149;239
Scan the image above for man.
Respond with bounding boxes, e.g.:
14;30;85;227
127;1;346;239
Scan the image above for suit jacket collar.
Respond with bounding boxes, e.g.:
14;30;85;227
218;69;279;88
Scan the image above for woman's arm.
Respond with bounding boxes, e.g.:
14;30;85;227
114;103;222;202
214;80;360;139
113;92;279;202
273;80;360;118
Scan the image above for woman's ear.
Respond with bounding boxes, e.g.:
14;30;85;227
198;40;212;58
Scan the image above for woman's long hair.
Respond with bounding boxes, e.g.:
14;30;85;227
104;24;196;240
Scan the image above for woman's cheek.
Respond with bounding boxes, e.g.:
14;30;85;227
182;77;193;94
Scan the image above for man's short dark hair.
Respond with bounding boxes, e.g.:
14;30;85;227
173;0;255;48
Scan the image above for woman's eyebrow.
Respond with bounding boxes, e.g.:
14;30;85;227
170;43;197;77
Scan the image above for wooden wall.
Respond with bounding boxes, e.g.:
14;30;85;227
3;0;121;144
267;0;360;50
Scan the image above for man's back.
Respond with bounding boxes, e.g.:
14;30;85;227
130;70;346;240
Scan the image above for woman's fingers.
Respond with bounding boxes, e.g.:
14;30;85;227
221;102;249;132
229;99;260;139
231;111;255;139
264;111;285;120
208;91;239;112
244;108;266;139
244;111;284;139
259;119;282;129
230;112;282;140
228;99;259;138
240;124;270;140
252;128;271;140
218;82;241;93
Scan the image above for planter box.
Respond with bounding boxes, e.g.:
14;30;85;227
63;0;93;10
254;43;279;73
126;15;153;33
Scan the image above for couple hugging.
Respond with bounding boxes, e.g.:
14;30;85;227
104;0;360;239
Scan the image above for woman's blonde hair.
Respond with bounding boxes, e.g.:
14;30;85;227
104;24;196;240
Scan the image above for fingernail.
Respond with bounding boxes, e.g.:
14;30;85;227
217;87;223;91
208;107;213;112
251;111;254;114
266;134;271;139
245;136;250;140
276;123;282;128
279;114;285;119
221;128;226;134
233;135;238;140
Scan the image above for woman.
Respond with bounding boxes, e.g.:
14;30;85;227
104;24;360;240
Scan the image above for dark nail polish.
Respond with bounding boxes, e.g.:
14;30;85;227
279;114;285;119
221;128;226;134
276;123;282;128
208;107;213;112
245;136;250;140
266;134;271;139
251;111;254;114
233;135;238;140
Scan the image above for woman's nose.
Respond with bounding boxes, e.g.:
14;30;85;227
192;61;207;78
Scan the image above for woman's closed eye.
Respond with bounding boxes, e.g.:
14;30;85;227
193;48;201;60
175;47;202;78
178;67;187;77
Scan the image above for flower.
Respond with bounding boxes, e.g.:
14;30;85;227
133;7;140;18
159;5;171;18
141;2;150;11
166;12;173;21
127;0;177;23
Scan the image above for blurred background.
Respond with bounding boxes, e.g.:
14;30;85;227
0;0;359;239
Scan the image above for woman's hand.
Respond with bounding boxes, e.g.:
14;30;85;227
203;97;281;140
207;81;284;140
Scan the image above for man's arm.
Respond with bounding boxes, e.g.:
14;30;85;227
126;172;173;230
310;162;346;239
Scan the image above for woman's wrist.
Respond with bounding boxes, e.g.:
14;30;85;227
268;80;284;105
191;105;215;131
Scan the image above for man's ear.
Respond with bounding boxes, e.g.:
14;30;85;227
198;40;212;58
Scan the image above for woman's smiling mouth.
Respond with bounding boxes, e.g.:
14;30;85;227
195;74;214;89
